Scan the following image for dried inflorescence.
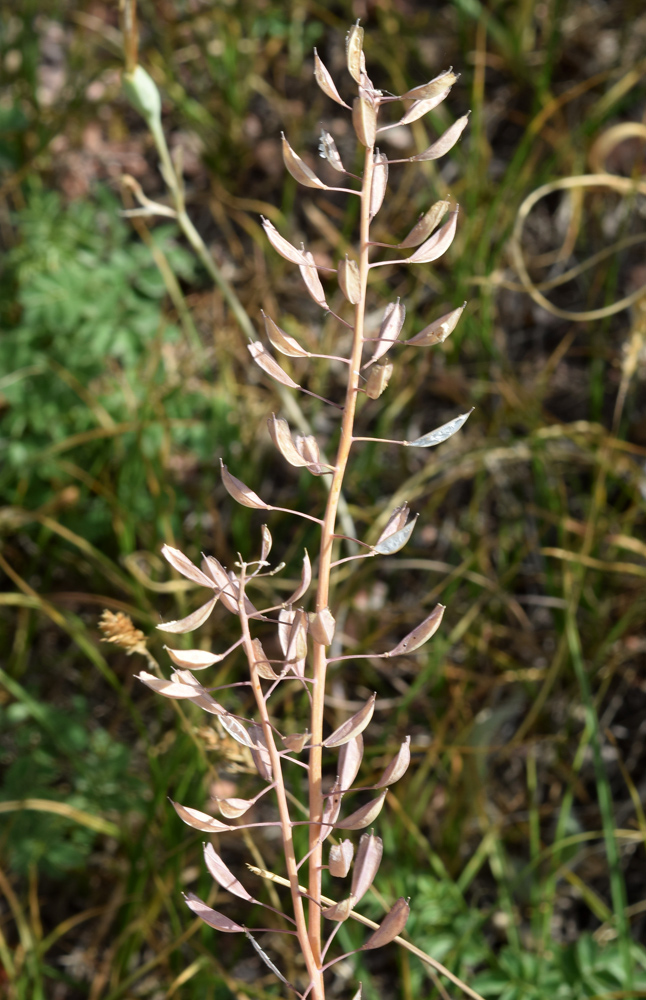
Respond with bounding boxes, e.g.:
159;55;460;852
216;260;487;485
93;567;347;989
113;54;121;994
133;23;472;1000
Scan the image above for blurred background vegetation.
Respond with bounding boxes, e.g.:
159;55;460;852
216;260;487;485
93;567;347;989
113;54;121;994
1;0;645;997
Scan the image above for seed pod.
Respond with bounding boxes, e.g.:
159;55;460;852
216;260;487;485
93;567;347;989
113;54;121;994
338;733;364;790
282;731;311;753
319;129;345;172
410;113;470;161
183;892;245;933
269;414;311;468
286;609;308;663
220;459;270;510
137;670;204;699
308;607;336;646
398;200;451;249
351;833;383;902
362;897;410;949
262;311;309;358
282;133;329;190
367;299;405;366
346;22;364;83
335;790;387;830
278;606;294;656
329;839;354;877
402;68;457;102
373;513;418;555
405;303;466;346
385;604;446;657
204;843;255;902
322;895;355;921
377;503;411;546
369;150;388;220
299;250;328;309
396;92;452;127
285;550;312;604
314;49;350;109
248;342;301;390
249;724;273;781
338;256;361;304
261;217;308;266
353;92;377;148
407;209;458;265
251;637;277;680
406;409;473;448
295;434;328;475
202;556;238;614
375;736;411;787
365;362;393;399
321;779;343;840
161;544;215;589
217;796;254;819
260;524;272;562
165;647;226;670
170;800;232;833
220;714;255;748
324;692;376;748
155;596;218;634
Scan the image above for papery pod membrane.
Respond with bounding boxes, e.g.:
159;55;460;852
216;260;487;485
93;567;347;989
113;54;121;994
281;133;329;190
180;691;227;718
353;93;377;148
203;843;255;902
367;299;405;366
220;460;270;510
217;796;254;819
260;524;272;562
338;733;364;790
375;735;411;787
410;113;470;161
395;90;452;127
285;550;312;604
324;692;376;748
155;595;218;634
314;49;350;109
338;256;361;304
262;311;309;358
405;303;466;346
406;409;473;448
295;435;329;475
161;544;215;589
299;250;328;309
308;606;336;646
369;150;388;220
170;800;232;833
321;779;343;840
351;833;383;902
322;895;355;921
402;68;457;101
224;571;259;621
268;414;311;468
319;129;345;172
398;200;450;249
219;714;255;748
261;217;308;265
251;638;277;680
365;362;393;399
329;839;354;877
335;790;387;830
248;342;301;390
285;609;308;663
277;606;295;656
249;724;273;781
168;670;227;716
407;209;458;265
386;604;446;657
137;671;204;698
201;555;238;613
346;22;364;83
282;731;311;753
183;892;244;932
376;503;410;545
373;513;418;555
362;897;410;949
165;646;225;670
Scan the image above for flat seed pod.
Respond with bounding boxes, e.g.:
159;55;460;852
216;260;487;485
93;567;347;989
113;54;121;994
282;133;329;190
191;691;228;716
406;409;473;448
155;595;218;634
282;731;311;753
251;638;277;680
368;299;405;366
335;790;387;830
183;892;244;932
268;414;311;468
248;341;301;390
249;724;273;781
407;209;458;265
369;150;388;220
161;544;215;589
170;670;227;715
376;503;410;546
261;217;308;266
219;714;255;748
295;435;328;475
351;833;383;902
402;68;457;102
314;49;350;109
346;22;364;83
170;800;231;833
338;256;361;304
286;609;308;663
353;93;377;148
203;843;255;902
329;839;354;877
375;736;411;787
137;670;202;699
202;556;239;614
319;129;345;172
410;113;470;161
396;91;452;127
285;550;312;604
262;311;309;358
299;250;328;309
165;647;226;670
322;895;355;921
324;693;376;749
338;733;364;790
365;362;393;400
321;779;343;840
277;606;295;657
398;200;451;249
373;513;418;555
362;897;410;950
217;796;254;819
220;459;270;510
386;604;446;658
308;607;336;646
260;525;272;562
405;302;465;346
